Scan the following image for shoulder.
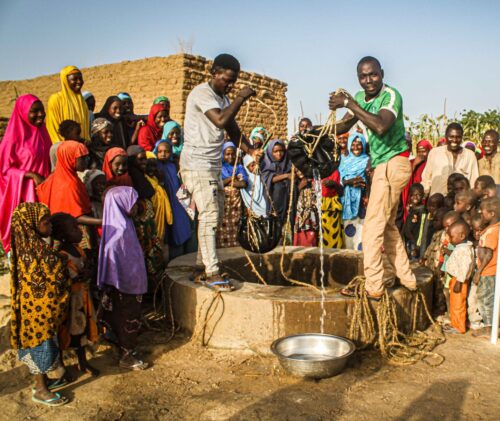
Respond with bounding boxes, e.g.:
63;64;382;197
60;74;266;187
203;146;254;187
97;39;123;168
354;90;365;102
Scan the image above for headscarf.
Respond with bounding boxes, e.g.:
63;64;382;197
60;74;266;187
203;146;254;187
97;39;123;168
95;95;131;149
339;133;369;220
46;66;90;143
10;202;70;349
145;173;173;241
241;154;267;217
138;103;166;151
36;141;92;218
153;96;169;104
250;126;269;146
83;169;105;198
221;141;248;182
117;92;132;101
82;91;94;101
97;186;147;295
91;117;112;137
0;94;52;252
102;147;133;187
87;117;113;169
154;139;192;245
127;145;155;199
161;120;183;156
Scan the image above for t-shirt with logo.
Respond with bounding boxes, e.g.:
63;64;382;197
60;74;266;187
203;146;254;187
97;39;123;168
180;82;230;171
354;84;407;168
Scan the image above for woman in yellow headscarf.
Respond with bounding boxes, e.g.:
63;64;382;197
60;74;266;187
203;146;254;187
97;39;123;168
46;66;90;143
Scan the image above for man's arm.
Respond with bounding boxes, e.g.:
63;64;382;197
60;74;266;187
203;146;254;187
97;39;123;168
474;246;494;284
204;87;255;130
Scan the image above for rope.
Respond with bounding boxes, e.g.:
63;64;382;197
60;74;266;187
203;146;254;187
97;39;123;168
346;276;445;366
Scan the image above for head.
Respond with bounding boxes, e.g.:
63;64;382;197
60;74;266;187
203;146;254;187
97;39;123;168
483;185;498;199
350;137;365;157
409;183;425;206
210;54;240;96
51;212;83;244
107;98;122;120
37;214;52;238
153;96;170;115
154;110;168;129
481;130;499;157
91;118;113;145
416;139;432;161
443;210;461;234
145;158;159;178
433;207;448;231
82;91;95;112
66;70;84;94
155;141;173;162
127;145;147;172
471;214;486;241
59;119;81;141
165;125;181;145
299;117;313;134
357;56;384;99
118;93;134;115
271;141;285;162
223;142;237;165
448;219;470;246
454;190;477;214
90;174;106;200
337;132;349;152
427;193;444;216
27;100;46;127
452;177;470;195
480;197;500;225
447;173;463;194
445;123;464;153
75;155;89;172
473;175;495;198
111;154;128;177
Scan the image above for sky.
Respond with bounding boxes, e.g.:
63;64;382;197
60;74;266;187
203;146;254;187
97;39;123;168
1;0;499;134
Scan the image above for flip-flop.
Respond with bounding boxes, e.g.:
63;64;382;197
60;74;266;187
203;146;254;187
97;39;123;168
31;376;68;395
31;392;69;407
203;279;235;292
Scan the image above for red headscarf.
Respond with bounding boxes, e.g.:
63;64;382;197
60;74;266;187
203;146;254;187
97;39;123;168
137;103;166;151
102;147;132;187
36;141;91;218
416;139;433;152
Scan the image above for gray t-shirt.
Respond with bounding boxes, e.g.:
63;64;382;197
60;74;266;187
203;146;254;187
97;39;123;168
180;82;230;171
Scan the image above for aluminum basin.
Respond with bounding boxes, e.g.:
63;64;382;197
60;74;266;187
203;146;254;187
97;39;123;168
271;333;355;379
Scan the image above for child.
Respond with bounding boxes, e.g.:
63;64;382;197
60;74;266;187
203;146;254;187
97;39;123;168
419;193;445;253
454;190;477;215
471;213;486;246
293;170;319;247
473;197;500;338
161;121;183;170
217;141;248;248
403;183;426;260
241;154;267;217
83;169;106;220
87;117;114;170
473;175;495;202
102;147;132;187
443;173;468;209
50;119;83;170
10;203;70;406
444;219;475;334
321;169;344;248
97;186;149;370
51;212;99;376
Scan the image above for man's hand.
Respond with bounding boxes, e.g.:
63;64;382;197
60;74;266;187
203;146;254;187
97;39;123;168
329;91;354;111
236;86;256;101
250;148;263;163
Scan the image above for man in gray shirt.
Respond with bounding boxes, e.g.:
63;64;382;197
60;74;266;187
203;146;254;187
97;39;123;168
180;53;262;291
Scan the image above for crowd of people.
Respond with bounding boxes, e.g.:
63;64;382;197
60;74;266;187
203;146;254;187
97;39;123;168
0;53;499;407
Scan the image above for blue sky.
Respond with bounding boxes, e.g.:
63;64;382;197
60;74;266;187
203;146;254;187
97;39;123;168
1;0;499;133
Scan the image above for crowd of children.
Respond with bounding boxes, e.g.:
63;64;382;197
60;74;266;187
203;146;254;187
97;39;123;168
0;63;499;407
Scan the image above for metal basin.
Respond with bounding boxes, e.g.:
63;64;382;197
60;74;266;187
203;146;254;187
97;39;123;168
271;333;355;379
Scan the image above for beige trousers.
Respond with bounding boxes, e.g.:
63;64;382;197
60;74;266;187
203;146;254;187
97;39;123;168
362;156;416;295
181;169;224;276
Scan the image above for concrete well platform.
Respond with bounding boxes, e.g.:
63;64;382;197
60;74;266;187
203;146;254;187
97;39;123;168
167;247;434;355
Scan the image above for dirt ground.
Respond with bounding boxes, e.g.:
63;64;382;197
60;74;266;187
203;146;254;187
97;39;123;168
0;323;499;421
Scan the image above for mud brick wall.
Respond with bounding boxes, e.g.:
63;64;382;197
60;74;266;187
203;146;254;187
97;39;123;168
0;54;288;139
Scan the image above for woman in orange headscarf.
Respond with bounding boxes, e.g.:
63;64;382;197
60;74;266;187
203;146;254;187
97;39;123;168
102;147;133;187
46;66;90;143
137;103;168;151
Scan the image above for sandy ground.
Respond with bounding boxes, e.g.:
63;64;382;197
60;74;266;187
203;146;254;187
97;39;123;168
1;272;500;420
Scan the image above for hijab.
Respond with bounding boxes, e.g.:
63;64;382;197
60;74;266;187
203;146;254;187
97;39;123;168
127;145;155;199
338;133;369;220
97;186;147;295
241;154;267;217
250;126;269;146
87;117;113;169
138;103;166;151
46;66;90;143
102;147;133;187
0;94;52;252
153;96;169;104
95;95;131;149
221;141;248;182
161;120;183;156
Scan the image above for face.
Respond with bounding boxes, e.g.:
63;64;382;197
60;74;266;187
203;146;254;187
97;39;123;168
159;101;170;115
66;218;83;244
252;138;263;149
357;62;384;98
121;98;134;115
98;128;113;145
168;127;181;145
471;220;485;241
351;139;364;157
212;69;238;95
272;143;285;162
299;120;312;133
91;175;107;200
111;155;128;176
482;133;498;156
37;215;52;238
66;72;84;93
28;100;46;127
108;100;122;120
443;216;458;234
223;147;236;165
454;198;470;214
156;142;172;162
135;152;148;172
410;189;424;206
66;125;81;141
154;110;168;129
338;134;348;151
448;226;466;246
446;128;463;152
427;198;441;216
433;215;443;231
246;161;257;174
480;205;496;224
146;159;158;177
453;180;468;195
85;96;96;112
75;155;89;172
416;146;430;160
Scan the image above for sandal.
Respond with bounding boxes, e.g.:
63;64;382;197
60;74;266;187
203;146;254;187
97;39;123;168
31;375;71;394
204;274;235;292
32;392;69;407
119;352;149;370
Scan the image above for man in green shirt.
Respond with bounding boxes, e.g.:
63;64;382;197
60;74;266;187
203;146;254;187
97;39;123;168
330;56;417;299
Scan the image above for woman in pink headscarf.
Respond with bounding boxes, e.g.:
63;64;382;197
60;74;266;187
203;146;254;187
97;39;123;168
0;95;52;252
